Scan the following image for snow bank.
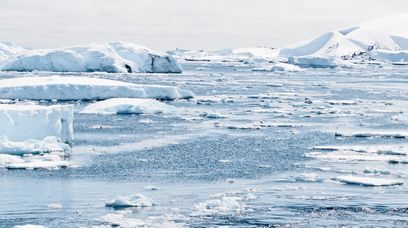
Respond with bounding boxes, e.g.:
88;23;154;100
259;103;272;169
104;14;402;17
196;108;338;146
333;175;403;187
105;194;156;208
82;98;176;115
0;42;182;73
0;104;74;145
0;76;194;100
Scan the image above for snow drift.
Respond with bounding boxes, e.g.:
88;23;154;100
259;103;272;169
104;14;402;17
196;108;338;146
0;42;182;73
0;76;194;100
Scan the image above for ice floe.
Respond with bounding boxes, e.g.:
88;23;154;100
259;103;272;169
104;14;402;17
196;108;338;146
82;98;176;115
105;194;156;208
14;225;45;228
333;175;403;187
3;152;69;170
0;76;194;100
0;42;182;73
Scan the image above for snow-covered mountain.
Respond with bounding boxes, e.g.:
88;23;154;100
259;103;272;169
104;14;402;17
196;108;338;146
0;42;182;73
280;14;408;59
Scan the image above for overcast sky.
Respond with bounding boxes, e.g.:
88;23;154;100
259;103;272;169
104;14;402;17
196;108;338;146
0;0;407;51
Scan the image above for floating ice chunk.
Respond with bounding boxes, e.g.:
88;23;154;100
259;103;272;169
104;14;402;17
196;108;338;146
371;50;408;63
0;136;70;155
193;197;244;215
0;76;194;100
5;152;69;170
0;154;24;166
335;130;408;138
253;63;304;72
82;98;176;115
363;168;391;175
201;111;228;119
288;55;353;68
0;42;182;73
105;194;156;208
14;225;45;228
296;173;320;182
333;175;403;186
0;104;73;145
47;203;63;209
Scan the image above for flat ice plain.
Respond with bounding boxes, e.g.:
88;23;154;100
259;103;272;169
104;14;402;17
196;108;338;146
1;14;408;227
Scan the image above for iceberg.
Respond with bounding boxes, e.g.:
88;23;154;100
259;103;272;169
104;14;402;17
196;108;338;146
82;98;176;115
0;42;182;73
0;76;194;100
0;104;73;145
371;49;408;63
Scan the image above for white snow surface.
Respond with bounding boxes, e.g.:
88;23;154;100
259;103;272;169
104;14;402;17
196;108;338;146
0;104;73;144
105;194;156;208
82;98;176;115
334;175;403;187
0;76;194;100
0;42;182;73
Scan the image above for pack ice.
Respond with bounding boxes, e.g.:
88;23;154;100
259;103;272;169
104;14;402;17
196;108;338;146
0;76;194;100
0;42;182;73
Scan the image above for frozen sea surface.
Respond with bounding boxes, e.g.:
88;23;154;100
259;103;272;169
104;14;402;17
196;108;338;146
1;62;408;227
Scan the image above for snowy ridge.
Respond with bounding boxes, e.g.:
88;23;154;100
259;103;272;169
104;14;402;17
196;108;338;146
0;42;182;73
